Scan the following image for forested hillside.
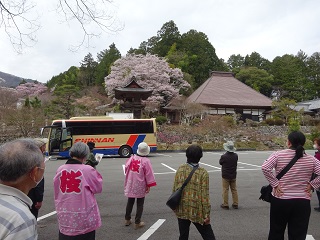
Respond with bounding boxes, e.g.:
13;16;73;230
0;71;36;88
47;20;320;104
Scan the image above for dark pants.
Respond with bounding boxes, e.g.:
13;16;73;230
268;197;310;240
178;218;216;240
30;206;39;219
59;230;95;240
316;191;320;207
125;197;145;224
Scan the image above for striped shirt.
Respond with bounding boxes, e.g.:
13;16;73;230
0;184;38;240
173;164;211;224
262;149;320;200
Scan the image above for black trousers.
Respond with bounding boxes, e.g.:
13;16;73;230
316;191;320;207
178;218;216;240
59;230;95;240
268;197;310;240
30;206;39;219
125;197;145;224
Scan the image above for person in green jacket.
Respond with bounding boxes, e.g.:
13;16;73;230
85;142;99;169
172;144;216;240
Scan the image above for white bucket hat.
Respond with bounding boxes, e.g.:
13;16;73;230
223;141;236;152
137;142;150;156
34;138;48;147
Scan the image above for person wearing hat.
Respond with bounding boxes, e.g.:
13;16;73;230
27;137;48;219
124;142;157;229
219;141;239;210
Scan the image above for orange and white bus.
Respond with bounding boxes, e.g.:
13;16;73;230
41;116;157;158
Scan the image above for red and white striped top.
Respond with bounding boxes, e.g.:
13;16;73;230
262;149;320;200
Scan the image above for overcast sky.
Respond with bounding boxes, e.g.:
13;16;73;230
1;0;319;83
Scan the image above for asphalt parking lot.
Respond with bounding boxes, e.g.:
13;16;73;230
37;150;320;240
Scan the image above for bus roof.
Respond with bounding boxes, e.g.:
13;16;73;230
69;116;113;120
52;117;155;123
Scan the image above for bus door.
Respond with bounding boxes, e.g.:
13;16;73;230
48;127;73;157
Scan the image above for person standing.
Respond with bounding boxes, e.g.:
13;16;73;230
27;138;47;219
219;141;239;210
0;138;45;240
86;142;99;169
124;142;157;229
172;144;216;240
313;138;320;212
54;142;103;240
262;131;320;240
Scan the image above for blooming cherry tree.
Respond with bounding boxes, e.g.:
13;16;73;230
105;54;191;106
15;82;48;97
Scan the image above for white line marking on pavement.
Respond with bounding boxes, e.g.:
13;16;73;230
238;161;261;168
122;164;126;175
37;211;56;222
137;219;166;240
206;152;222;155
306;235;315;240
155;172;176;175
161;163;176;172
200;162;221;169
155;153;172;157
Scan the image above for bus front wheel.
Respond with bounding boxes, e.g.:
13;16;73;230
119;146;132;158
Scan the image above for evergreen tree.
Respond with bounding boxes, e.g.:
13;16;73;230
96;43;121;86
179;30;225;88
79;53;98;87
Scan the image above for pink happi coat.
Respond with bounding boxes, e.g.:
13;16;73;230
53;162;103;236
124;155;157;198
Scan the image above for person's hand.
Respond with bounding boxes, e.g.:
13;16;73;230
34;202;42;209
146;186;150;193
273;185;283;197
305;183;313;197
204;217;210;225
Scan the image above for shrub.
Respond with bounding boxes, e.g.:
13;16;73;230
287;118;300;133
155;115;167;125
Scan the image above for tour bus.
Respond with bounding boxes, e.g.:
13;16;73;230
41;116;157;158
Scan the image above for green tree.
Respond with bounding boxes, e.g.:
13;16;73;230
19;79;27;85
306;52;320;97
50;85;80;118
152;20;181;57
272;98;299;124
47;66;79;89
270;54;310;101
95;43;121;86
179;30;225;88
79;53;98;87
30;96;42;108
235;67;273;97
227;54;245;73
244;52;271;71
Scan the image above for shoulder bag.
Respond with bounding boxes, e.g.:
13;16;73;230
166;165;198;210
259;155;299;202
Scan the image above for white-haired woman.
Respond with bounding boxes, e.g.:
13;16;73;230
54;142;103;240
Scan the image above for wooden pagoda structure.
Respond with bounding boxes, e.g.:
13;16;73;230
114;76;153;118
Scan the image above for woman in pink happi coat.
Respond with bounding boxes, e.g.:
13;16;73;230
124;142;157;229
54;142;103;240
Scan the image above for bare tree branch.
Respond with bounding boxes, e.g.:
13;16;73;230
0;0;123;53
0;0;40;53
55;0;123;51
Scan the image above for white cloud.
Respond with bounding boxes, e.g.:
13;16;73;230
1;0;320;83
